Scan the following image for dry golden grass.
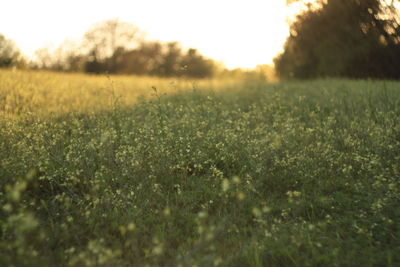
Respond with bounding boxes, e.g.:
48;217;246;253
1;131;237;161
0;69;246;117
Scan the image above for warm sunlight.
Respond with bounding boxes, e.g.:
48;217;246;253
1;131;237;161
1;0;298;69
2;1;400;265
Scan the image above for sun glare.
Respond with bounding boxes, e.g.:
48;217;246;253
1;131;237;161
1;0;300;69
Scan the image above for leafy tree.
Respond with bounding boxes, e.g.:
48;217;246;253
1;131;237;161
83;19;143;73
108;41;217;78
110;41;164;75
275;0;400;79
158;42;183;77
0;34;24;68
181;48;215;78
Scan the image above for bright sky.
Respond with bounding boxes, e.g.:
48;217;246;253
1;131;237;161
1;0;297;69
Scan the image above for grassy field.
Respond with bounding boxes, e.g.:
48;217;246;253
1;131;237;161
1;70;400;266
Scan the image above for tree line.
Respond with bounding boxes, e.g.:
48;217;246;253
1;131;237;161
275;0;400;79
30;19;218;78
5;1;397;81
1;19;275;80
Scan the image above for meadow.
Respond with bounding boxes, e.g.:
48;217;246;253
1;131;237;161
1;69;400;266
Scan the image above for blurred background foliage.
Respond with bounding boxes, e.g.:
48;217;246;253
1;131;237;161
31;19;221;78
0;34;25;68
0;0;399;80
276;0;400;79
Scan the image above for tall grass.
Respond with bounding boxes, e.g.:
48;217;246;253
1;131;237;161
1;70;400;266
0;69;247;117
